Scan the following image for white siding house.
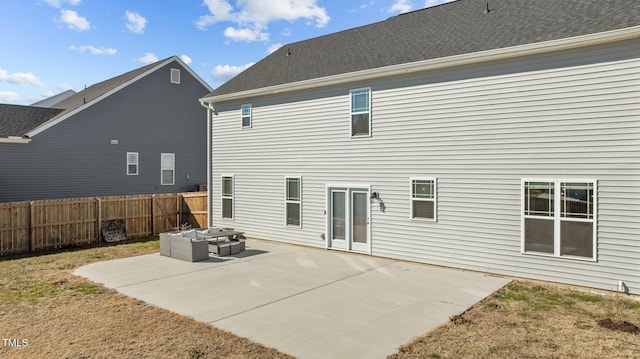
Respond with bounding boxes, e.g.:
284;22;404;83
201;0;640;294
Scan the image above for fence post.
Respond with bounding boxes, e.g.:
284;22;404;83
29;201;34;252
96;197;102;243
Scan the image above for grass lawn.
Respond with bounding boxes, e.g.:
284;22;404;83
1;238;638;358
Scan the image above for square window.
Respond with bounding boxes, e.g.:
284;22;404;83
522;180;596;260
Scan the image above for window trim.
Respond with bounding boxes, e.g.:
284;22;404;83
350;87;371;137
409;177;437;221
160;153;175;185
241;104;252;128
285;176;302;228
221;175;234;220
127;152;138;176
521;178;597;261
170;68;180;84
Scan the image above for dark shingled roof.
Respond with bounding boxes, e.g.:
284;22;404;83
0;104;63;137
208;0;640;97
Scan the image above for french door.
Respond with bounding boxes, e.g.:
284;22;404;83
328;187;370;252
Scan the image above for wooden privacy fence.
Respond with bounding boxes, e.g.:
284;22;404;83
0;192;207;256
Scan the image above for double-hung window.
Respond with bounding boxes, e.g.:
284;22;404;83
523;180;596;260
285;177;301;227
222;176;234;219
127;152;138;175
161;153;174;185
350;88;371;137
241;104;252;128
411;178;436;220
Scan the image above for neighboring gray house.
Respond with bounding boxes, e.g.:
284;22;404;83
0;56;212;202
200;0;640;294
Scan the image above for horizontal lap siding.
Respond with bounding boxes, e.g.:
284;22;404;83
211;39;640;293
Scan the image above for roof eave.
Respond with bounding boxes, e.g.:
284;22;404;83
0;136;31;144
201;25;640;105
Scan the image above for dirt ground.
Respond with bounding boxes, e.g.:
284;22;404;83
1;238;638;358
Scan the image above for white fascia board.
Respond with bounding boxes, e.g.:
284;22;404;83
201;25;640;105
25;56;210;138
0;137;31;144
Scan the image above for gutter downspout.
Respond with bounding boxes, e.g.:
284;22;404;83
199;99;214;227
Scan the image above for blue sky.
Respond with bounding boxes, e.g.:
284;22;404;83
1;0;453;105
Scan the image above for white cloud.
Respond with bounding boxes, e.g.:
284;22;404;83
58;83;74;91
212;63;254;82
224;26;269;42
267;42;283;54
70;45;117;55
424;0;456;8
58;9;91;31
0;91;20;103
389;0;412;13
180;54;192;64
0;68;45;87
125;11;147;34
42;0;81;8
138;52;158;64
196;0;330;42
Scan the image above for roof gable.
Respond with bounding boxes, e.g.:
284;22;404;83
207;0;640;99
25;56;212;137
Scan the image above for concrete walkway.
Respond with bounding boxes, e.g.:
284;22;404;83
74;239;510;359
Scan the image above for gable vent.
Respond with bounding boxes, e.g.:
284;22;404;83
170;68;181;84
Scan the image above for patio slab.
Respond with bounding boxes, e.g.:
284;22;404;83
74;239;510;359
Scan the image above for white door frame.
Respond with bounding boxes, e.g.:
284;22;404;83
326;184;371;254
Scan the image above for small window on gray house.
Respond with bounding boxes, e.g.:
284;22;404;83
170;68;180;84
241;104;252;128
161;153;175;185
127;152;138;175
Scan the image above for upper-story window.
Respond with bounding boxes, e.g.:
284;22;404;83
350;88;371;137
241;104;252;128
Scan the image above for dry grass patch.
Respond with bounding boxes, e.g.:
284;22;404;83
390;281;640;359
0;238;293;359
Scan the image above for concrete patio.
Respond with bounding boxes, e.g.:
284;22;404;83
74;239;510;359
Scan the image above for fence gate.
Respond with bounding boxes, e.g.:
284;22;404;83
152;194;179;233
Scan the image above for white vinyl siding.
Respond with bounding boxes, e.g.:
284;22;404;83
127;152;138;175
161;153;174;185
209;38;640;293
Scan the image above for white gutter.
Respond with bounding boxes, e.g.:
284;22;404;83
201;25;640;104
200;100;214;227
0;136;31;144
